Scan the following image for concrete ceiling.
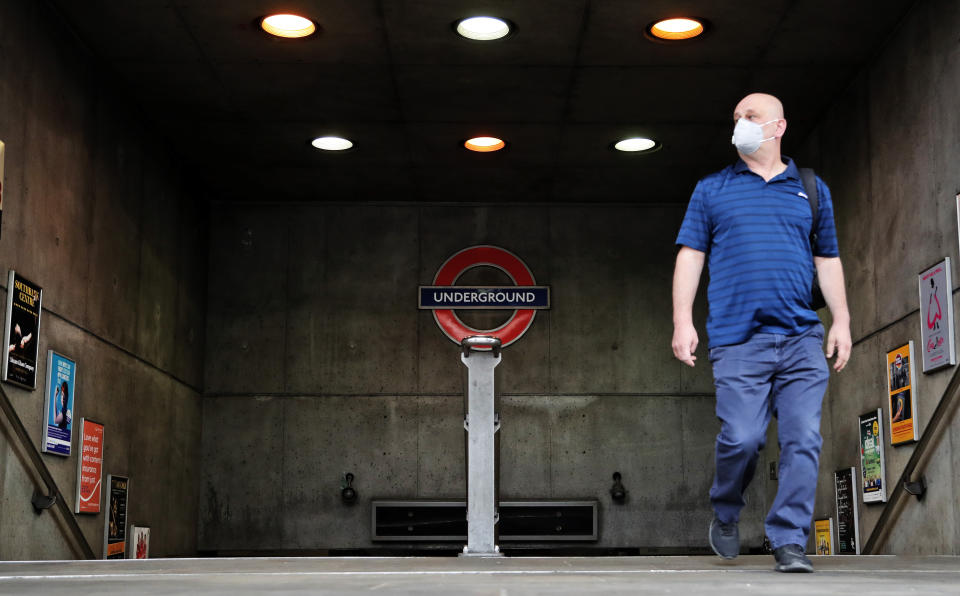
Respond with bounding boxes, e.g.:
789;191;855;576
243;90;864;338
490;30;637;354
49;0;914;203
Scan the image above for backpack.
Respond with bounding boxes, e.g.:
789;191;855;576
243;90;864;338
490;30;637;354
799;168;827;311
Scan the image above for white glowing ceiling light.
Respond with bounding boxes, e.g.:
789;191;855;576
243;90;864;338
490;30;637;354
456;17;511;40
261;14;316;38
312;136;353;151
614;138;657;152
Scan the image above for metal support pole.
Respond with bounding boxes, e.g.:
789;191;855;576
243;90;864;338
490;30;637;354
459;336;503;557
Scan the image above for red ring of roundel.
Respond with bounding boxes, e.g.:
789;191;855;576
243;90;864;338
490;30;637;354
432;245;537;349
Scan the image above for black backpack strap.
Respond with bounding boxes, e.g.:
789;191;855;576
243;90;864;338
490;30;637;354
799;167;819;250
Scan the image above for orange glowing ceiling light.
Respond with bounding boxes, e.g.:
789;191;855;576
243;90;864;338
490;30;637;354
648;18;705;40
464;137;506;152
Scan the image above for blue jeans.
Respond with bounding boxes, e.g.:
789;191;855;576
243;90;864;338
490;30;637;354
708;324;829;549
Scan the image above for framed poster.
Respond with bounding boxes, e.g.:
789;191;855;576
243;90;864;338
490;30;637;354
41;351;77;456
859;409;888;503
75;419;104;514
834;467;860;554
886;342;919;444
130;526;150;559
0;139;5;240
3;270;43;389
919;258;956;372
104;474;129;559
814;518;834;555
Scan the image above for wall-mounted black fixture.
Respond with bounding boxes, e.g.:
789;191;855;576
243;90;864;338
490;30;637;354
903;476;926;500
31;489;57;514
341;473;358;505
609;472;627;503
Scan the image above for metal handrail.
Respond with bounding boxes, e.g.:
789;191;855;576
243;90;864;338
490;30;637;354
0;382;95;559
863;359;960;553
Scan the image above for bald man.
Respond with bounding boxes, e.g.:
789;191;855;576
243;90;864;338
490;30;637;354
672;93;851;573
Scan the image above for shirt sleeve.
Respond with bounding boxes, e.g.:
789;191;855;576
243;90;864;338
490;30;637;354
676;180;711;252
813;177;840;257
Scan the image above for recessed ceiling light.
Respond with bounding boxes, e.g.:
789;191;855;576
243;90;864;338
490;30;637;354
647;17;705;41
261;14;317;38
614;138;659;152
455;17;512;41
464;137;506;152
312;136;353;151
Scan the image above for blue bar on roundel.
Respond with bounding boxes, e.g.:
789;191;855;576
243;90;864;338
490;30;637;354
418;286;551;310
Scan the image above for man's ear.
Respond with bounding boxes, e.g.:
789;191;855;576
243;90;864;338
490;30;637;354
775;118;788;138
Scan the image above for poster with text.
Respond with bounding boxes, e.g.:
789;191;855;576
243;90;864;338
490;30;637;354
104;474;129;559
3;270;43;389
0;139;5;240
814;518;834;555
919;258;956;372
834;467;860;554
130;526;150;559
41;351;77;456
886;342;919;444
75;419;104;514
859;409;887;503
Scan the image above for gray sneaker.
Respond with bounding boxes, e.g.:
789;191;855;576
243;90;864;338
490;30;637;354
709;517;739;559
773;544;814;573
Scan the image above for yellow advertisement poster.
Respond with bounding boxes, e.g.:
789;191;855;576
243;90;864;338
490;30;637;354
814;518;833;555
886;342;919;444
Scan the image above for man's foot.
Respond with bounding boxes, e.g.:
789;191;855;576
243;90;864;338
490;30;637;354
773;544;814;573
708;517;739;559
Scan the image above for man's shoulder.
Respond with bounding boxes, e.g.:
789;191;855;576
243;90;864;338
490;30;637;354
693;164;739;198
697;164;738;187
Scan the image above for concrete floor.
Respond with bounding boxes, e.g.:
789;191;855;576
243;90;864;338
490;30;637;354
1;556;959;595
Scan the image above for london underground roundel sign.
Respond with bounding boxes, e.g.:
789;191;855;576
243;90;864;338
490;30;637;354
419;246;550;349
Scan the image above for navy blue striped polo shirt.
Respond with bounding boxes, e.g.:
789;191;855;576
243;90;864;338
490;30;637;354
676;157;839;348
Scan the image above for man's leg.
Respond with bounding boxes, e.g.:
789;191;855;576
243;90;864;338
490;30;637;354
710;335;777;525
767;325;830;551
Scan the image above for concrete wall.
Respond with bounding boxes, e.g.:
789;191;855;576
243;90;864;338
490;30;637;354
796;0;960;554
0;0;206;558
199;203;783;552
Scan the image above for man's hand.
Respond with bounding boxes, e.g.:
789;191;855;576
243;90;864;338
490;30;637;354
825;323;851;372
672;247;706;367
672;322;699;367
814;256;852;372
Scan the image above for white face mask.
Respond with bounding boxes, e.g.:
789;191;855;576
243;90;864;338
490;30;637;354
731;118;779;154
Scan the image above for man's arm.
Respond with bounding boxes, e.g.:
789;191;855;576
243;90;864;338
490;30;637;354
672;247;706;367
815;256;852;371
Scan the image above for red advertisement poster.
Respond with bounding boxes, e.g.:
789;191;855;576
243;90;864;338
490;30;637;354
76;419;104;514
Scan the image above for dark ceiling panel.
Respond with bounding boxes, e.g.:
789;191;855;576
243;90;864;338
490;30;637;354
551;164;703;203
115;60;231;119
51;0;197;61
218;63;401;122
762;0;915;65
395;65;572;122
567;66;751;123
206;164;420;202
413;165;557;202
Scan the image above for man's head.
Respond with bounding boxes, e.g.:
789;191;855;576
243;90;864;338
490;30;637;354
732;93;787;158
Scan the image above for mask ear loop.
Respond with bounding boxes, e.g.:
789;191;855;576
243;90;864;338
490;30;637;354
759;119;781;143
